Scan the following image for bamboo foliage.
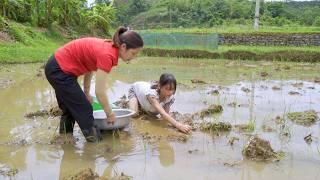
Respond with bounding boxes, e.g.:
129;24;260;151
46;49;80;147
0;0;115;33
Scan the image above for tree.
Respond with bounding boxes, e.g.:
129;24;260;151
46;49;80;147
81;2;115;34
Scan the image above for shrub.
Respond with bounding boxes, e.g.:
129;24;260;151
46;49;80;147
8;23;30;44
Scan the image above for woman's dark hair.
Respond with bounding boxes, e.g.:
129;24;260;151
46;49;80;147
112;26;143;49
151;73;177;94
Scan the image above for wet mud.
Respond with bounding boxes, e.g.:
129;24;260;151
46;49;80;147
2;60;320;179
24;105;62;118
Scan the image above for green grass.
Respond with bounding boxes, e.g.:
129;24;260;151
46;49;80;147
0;41;61;63
0;20;67;63
139;25;320;34
0;21;65;63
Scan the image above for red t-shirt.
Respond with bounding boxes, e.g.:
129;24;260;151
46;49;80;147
54;38;119;76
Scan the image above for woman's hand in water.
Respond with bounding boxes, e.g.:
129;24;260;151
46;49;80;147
176;122;192;134
106;113;116;125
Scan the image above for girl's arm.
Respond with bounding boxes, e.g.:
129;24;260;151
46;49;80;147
95;69;116;124
147;96;191;133
83;72;93;103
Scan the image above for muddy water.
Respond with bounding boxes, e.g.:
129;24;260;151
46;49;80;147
1;57;320;180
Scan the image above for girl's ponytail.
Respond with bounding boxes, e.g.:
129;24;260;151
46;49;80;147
112;26;128;48
112;26;143;49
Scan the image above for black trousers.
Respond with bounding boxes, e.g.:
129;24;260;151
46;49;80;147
45;56;94;134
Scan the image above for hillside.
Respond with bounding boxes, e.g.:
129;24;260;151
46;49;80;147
113;0;320;29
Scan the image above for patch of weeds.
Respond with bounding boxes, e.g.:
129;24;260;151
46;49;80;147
261;124;276;132
24;109;48;118
207;89;219;95
140;132;162;144
110;172;132;180
0;164;18;177
273;115;284;124
283;65;290;70
304;133;313;144
49;105;63;116
227;102;237;107
7;23;31;44
288;91;301;95
260;71;269;77
188;149;199;154
272;86;281;90
242;136;284;162
0;78;14;89
191;79;206;84
62;168;99;180
167;134;189;142
287;110;318;127
292;82;303;87
50;134;77;145
228;136;239;146
199;104;223;118
200;122;232;132
24;105;62;118
234;119;255;133
314;77;320;83
241;87;250;93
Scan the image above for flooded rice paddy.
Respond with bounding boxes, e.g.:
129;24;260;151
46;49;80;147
0;57;320;179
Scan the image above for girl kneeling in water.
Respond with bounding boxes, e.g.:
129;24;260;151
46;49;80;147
128;73;192;134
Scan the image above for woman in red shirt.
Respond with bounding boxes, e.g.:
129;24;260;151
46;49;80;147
45;27;143;142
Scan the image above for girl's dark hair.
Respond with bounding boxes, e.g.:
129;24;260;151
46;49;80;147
112;26;144;49
151;73;177;94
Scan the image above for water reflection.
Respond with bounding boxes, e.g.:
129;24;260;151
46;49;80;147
157;141;175;167
58;130;135;178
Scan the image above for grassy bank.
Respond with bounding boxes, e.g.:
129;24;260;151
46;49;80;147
1;22;319;63
142;47;320;62
0;21;66;63
0;41;61;63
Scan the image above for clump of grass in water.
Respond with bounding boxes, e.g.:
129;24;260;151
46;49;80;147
199;104;223;118
242;136;284;162
200;121;232;132
234;119;255;133
287;110;318;126
0;164;18;177
63;168;99;180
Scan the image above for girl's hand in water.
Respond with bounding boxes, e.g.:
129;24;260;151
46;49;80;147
106;113;116;125
176;123;192;134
